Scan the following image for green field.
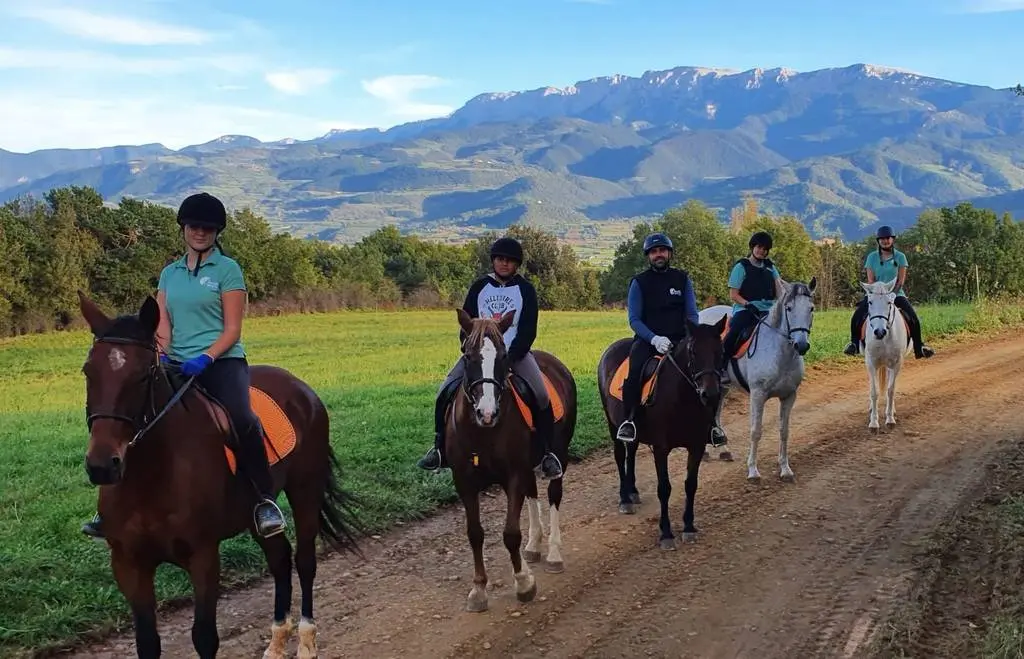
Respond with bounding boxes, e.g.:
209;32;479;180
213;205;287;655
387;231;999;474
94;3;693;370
1;301;1020;656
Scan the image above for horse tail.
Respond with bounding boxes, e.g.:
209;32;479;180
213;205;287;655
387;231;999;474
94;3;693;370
318;446;368;558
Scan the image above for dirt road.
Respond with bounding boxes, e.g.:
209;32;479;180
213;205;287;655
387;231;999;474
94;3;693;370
65;331;1024;658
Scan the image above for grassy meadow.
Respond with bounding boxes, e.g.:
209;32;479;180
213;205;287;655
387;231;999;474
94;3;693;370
0;301;1020;656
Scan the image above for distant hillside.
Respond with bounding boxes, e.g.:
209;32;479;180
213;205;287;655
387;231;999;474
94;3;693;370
3;63;1023;258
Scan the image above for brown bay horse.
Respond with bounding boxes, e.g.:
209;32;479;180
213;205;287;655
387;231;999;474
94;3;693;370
448;309;577;612
597;318;726;549
78;292;364;658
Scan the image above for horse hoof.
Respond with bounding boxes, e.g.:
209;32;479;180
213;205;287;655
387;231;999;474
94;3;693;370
516;581;538;603
780;473;795;483
466;596;489;613
619;503;636;515
719;451;734;462
682;532;698;543
747;475;761;484
869;426;879;434
545;561;565;574
659;538;677;551
523;550;542;564
630;492;642;504
702;452;711;462
886;422;896;430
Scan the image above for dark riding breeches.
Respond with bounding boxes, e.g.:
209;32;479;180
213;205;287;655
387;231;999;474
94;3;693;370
621;338;657;418
722;308;761;357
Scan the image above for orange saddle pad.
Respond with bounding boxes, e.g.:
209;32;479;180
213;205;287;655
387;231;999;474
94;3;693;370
719;315;756;359
512;373;566;431
223;386;298;474
608;355;663;404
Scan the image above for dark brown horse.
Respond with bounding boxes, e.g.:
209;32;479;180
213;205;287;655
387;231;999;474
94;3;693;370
597;317;726;549
78;292;364;658
448;309;577;612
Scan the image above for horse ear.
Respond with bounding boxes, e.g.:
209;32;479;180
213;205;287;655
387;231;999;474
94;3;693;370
685;318;698;336
808;276;817;293
713;314;728;333
78;290;111;336
139;296;160;337
884;277;898;293
498;310;516;333
860;282;873;295
457;308;474;335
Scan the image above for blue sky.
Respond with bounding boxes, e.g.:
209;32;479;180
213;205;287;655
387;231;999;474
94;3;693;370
1;0;1022;152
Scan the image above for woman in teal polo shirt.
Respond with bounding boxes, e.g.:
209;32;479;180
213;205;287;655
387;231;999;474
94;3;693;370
82;192;287;540
843;225;935;359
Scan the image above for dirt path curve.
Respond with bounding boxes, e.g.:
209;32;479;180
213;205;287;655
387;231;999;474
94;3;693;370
66;331;1024;659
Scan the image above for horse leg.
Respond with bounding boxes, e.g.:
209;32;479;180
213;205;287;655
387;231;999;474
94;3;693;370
627;439;641;504
682;444;706;542
867;359;881;433
504;478;537;602
545;476;564;573
885;363;900;430
613;435;635;514
654;446;675;550
110;551;161;658
254;532;294;659
457;482;489;612
778;393;797;482
186;545;222;659
747;391;768;482
716;388;734;462
524;495;544;564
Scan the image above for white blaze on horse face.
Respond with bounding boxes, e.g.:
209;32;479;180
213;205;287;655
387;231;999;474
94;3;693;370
108;348;126;371
476;337;499;423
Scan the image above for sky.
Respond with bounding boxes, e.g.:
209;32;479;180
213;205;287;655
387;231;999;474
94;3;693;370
1;0;1022;153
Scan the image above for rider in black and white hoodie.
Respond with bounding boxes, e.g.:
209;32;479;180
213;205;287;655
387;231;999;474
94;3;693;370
416;237;563;480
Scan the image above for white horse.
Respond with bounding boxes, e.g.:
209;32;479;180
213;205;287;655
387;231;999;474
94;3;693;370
698;279;817;482
859;277;911;433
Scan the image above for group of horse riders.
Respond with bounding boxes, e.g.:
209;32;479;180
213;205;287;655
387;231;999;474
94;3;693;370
79;191;935;540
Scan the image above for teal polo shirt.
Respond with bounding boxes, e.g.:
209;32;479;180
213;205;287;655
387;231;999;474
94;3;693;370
158;248;247;361
864;249;908;297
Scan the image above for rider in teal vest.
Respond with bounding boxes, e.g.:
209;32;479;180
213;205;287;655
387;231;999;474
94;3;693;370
81;193;288;541
722;231;785;361
843;225;935;359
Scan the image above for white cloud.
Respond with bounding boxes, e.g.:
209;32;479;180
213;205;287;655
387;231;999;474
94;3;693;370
0;47;255;75
957;0;1024;11
12;6;213;45
0;92;345;152
264;68;338;95
361;74;454;119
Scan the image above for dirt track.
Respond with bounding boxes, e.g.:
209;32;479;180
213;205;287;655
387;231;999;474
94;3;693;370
66;331;1024;659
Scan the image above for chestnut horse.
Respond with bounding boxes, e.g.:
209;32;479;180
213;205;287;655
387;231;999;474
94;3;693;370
448;309;577;612
597;318;726;549
78;292;364;658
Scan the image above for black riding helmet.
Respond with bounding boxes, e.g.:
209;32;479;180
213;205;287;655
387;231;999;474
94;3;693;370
643;232;674;254
876;225;896;240
749;231;773;251
177;192;227;232
490;237;523;264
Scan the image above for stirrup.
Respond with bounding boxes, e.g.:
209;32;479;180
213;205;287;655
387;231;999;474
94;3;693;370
253;499;287;538
536;453;564;480
616;420;637;443
710;426;727;447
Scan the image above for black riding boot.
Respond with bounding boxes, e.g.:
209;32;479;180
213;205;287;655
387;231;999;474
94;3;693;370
238;422;287;538
901;306;934;359
616;377;640;443
417;386;453;471
81;512;103;539
533;405;563;480
845;298;867;356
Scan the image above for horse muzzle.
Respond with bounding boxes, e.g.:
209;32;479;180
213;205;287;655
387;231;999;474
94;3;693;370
85;455;124;485
474;407;500;427
873;328;888;340
794;340;811;356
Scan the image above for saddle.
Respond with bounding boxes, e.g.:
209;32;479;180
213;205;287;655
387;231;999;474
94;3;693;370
720;315;759;359
165;370;297;475
608;355;664;406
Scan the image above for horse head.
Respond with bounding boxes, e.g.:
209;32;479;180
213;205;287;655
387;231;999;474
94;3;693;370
680;316;727;406
861;278;898;341
78;291;161;485
456;308;515;427
769;277;817;356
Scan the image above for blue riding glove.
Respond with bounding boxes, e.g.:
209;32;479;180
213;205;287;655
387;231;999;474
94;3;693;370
159;353;170;365
180;353;213;377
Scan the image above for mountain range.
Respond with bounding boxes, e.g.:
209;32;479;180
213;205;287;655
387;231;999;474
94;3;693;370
3;62;1024;262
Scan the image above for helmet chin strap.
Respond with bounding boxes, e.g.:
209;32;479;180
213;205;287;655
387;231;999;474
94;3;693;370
185;230;219;276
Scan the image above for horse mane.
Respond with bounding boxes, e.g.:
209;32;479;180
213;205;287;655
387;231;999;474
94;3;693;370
863;280;893;295
464;317;506;353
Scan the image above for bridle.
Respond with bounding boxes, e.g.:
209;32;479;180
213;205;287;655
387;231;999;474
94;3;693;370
664;334;722;398
84;336;195;448
867;292;896;334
